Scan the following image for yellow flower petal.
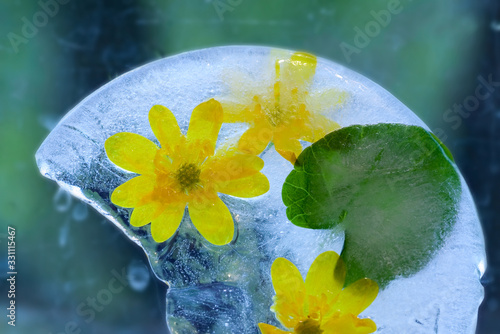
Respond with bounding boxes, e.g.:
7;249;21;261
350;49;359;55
105;132;158;174
336;278;379;316
258;323;292;334
238;123;273;155
130;201;163;227
306;88;347;116
273;133;303;164
110;175;156;208
202;150;264;183
300;115;341;143
271;257;307;329
216;173;270;198
150;203;186;242
186;99;223;157
148;105;183;152
220;102;255;123
188;195;234;245
322;313;377;334
305;251;345;304
282;52;317;88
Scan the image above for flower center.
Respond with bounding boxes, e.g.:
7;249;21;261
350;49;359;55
259;82;303;128
174;163;201;192
294;318;323;334
265;105;284;127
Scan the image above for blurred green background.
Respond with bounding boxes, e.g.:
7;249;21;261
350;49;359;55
1;0;498;333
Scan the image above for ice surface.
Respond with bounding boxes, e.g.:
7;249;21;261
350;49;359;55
36;46;485;333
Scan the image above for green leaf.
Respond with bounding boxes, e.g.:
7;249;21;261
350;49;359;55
282;124;461;288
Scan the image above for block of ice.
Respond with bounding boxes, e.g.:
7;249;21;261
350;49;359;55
36;46;485;333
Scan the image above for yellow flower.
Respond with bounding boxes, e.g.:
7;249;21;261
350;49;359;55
259;251;378;334
105;99;269;245
222;51;346;163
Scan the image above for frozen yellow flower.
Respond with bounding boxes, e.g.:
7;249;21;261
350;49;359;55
105;99;269;245
222;51;346;163
259;251;378;334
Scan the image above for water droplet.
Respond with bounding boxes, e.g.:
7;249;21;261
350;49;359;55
127;261;150;292
491;21;500;32
53;188;72;212
59;220;70;248
72;202;88;221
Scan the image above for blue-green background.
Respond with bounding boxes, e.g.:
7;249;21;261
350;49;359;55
0;0;498;333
